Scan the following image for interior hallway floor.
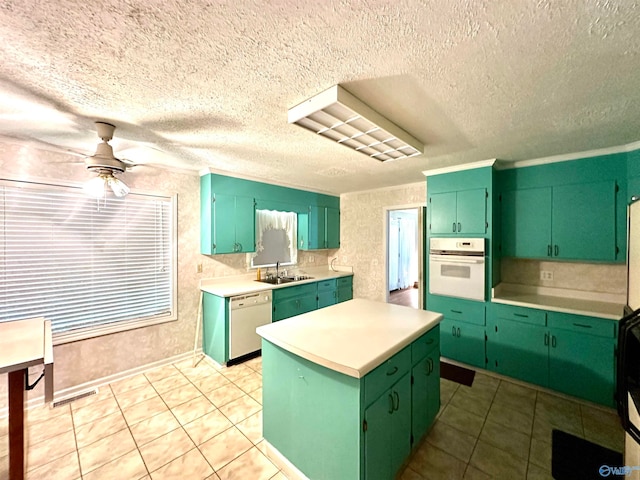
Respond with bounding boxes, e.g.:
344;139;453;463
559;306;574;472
389;286;420;309
0;355;624;479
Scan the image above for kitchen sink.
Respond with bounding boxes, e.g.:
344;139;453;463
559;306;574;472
256;275;314;285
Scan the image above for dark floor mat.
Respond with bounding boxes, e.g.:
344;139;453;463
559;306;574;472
440;361;475;386
552;429;624;480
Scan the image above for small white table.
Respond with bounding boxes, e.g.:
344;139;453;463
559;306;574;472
0;318;54;480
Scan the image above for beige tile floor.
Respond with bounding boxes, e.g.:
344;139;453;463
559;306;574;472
0;357;625;480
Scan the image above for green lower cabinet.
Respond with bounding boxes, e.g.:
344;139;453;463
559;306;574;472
364;373;411;480
318;290;337;308
487;318;548;387
337;276;354;303
548;328;615;407
440;318;486;368
411;352;440;443
262;326;440;480
272;295;317;321
488;305;616;407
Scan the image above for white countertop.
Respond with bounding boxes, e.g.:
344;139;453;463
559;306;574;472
492;283;626;320
256;298;443;379
200;265;354;297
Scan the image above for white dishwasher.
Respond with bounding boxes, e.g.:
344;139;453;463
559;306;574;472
229;290;272;361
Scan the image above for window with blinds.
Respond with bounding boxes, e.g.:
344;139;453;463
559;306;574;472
0;179;176;344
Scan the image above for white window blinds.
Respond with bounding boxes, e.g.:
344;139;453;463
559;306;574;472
0;180;176;343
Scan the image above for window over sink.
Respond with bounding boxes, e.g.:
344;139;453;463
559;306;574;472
251;209;297;268
0;179;177;344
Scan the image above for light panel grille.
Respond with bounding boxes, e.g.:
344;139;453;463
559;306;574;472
288;85;423;162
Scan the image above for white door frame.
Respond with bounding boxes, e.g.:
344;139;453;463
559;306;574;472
383;203;426;308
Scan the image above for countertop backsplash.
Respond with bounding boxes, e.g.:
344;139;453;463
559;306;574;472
500;257;627;296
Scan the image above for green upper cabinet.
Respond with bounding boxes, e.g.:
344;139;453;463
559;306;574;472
201;173;340;255
202;192;256;255
551;181;617;261
298;206;340;250
501;180;617;262
501;187;552;258
429;188;486;235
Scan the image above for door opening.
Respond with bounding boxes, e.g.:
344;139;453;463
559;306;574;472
386;208;420;309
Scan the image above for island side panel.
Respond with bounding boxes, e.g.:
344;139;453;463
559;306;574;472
262;340;363;480
202;293;228;365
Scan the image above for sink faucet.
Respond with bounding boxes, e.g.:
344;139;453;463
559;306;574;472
276;261;280;278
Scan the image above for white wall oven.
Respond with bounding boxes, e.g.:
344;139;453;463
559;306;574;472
429;237;485;301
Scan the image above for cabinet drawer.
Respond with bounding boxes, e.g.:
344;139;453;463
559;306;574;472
337;276;353;288
428;296;485;326
411;326;440;364
548;311;615;338
492;303;546;326
316;279;337;292
364;346;411;407
272;282;317;301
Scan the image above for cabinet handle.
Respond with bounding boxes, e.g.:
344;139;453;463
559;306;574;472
386;366;398;376
428;357;434;374
457;327;461;337
572;323;592;329
544;332;549;346
451;309;463;314
452;326;456;337
547;245;552;257
458;222;461;232
388;393;394;414
425;338;434;345
393;391;400;411
453;222;457;233
237;242;242;252
554;245;559;256
551;335;557;348
513;313;529;318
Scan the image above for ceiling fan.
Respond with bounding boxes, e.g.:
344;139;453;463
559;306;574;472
83;121;134;198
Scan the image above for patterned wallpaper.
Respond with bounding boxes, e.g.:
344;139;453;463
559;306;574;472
0;143;335;407
339;182;427;302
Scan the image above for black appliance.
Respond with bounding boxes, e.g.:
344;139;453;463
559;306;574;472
617;306;640;444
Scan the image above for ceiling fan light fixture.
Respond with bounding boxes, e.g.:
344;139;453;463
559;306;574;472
83;170;129;198
288;85;423;162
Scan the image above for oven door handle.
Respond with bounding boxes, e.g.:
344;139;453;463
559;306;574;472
430;257;484;264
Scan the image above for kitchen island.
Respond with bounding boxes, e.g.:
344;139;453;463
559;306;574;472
256;298;442;480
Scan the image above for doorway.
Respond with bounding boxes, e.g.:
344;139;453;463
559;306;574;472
387;208;420;309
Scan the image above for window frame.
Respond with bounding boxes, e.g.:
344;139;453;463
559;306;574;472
0;176;178;346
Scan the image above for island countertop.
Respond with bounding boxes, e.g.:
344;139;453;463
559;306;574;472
256;298;442;379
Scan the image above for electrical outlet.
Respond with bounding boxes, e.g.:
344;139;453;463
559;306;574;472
540;270;554;281
196;263;203;273
309;255;315;263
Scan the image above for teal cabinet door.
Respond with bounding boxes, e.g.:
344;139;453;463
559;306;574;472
456;188;486;234
364;391;393;480
492;319;548;387
234;195;256;253
212;193;237;254
325;207;340;248
430;192;457;234
551;181;617;261
411;353;439;443
210;193;256;254
308;206;325;250
363;373;411;480
273;295;317;322
549;329;615;407
390;373;412;476
501;187;552;258
336;286;352;303
317;290;336;308
440;319;486;368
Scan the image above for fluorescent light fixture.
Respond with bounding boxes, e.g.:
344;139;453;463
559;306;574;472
288;85;423;162
84;171;130;198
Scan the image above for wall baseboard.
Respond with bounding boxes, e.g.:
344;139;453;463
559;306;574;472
0;349;204;419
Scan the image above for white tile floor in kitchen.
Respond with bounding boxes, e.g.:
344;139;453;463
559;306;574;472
0;356;625;480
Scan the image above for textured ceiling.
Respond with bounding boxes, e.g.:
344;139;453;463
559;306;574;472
0;0;639;194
